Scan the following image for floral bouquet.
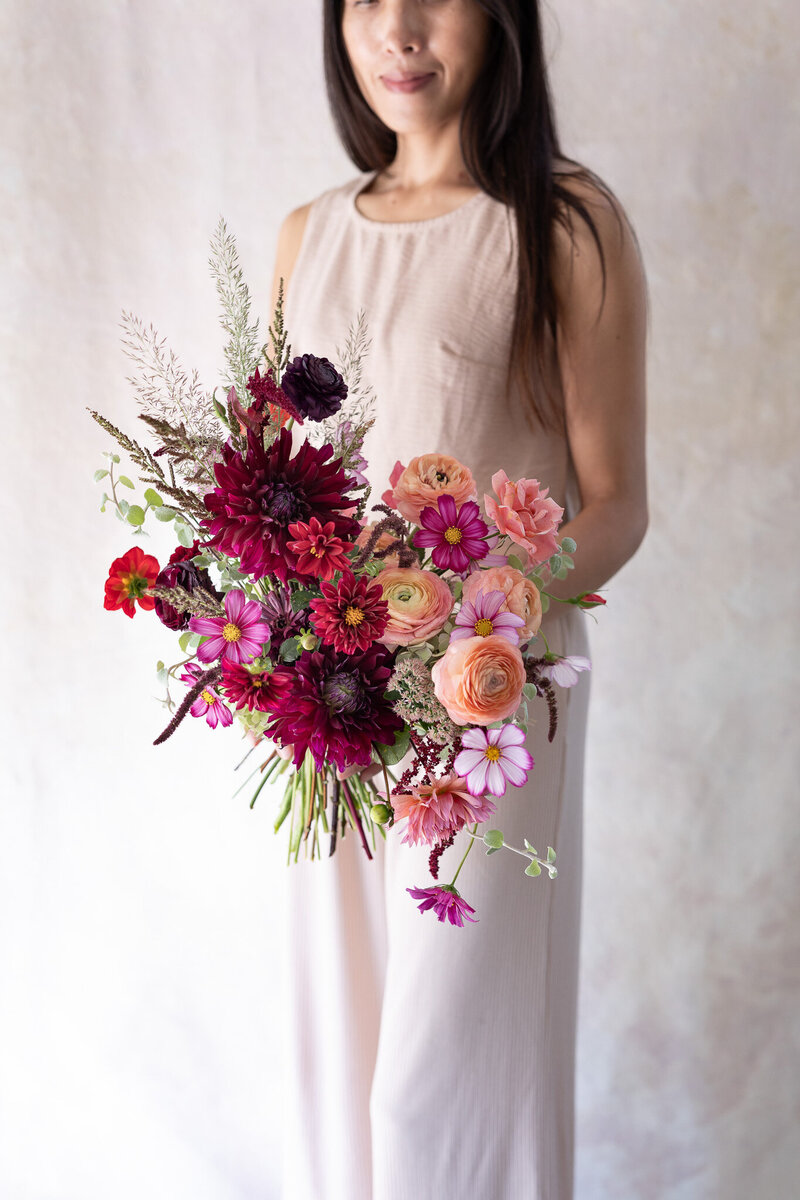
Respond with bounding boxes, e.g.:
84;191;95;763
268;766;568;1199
93;220;604;927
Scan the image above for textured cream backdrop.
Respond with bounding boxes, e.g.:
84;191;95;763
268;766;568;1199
2;2;798;1198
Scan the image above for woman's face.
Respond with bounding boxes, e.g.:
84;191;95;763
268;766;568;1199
341;0;491;136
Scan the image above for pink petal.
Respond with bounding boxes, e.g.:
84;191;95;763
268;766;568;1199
190;616;223;637
453;747;486;774
496;723;526;748
224;589;246;622
501;745;534;770
485;760;507;796
500;758;529;787
196;636;226;662
465;757;490;795
460;727;488;750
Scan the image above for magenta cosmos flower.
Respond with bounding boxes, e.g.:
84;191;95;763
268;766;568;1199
189;589;271;665
451;587;525;645
179;664;233;730
406;884;478;926
412;494;490;574
454;723;534;798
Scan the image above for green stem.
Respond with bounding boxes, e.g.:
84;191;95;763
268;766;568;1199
450;823;478;886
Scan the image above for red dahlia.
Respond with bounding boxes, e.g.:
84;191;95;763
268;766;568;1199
201;426;361;584
220;660;294;712
103;546;160;618
310;569;389;654
261;641;404;774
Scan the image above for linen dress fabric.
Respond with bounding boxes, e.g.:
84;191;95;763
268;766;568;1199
279;169;591;1200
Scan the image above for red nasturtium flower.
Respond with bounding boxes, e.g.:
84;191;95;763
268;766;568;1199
104;546;160;618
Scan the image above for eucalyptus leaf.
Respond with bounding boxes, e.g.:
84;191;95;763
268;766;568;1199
561;537;577;554
506;554;524;571
548;867;558;879
175;523;194;547
118;475;135;489
546;846;556;863
93;468;109;482
178;632;192;654
524;838;537;855
525;861;542;877
127;505;146;526
483;829;504;849
485;846;500;855
118;498;130;516
144;488;163;507
154;506;177;522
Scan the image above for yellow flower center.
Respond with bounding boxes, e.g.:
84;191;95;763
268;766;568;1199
310;546;321;556
484;745;501;762
474;617;494;636
444;525;462;545
222;622;241;643
201;689;215;705
345;605;365;627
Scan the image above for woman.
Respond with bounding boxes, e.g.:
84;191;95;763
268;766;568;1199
269;2;647;1198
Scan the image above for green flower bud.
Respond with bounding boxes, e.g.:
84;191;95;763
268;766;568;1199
370;803;392;825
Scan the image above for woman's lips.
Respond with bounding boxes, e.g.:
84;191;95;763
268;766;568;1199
381;73;435;94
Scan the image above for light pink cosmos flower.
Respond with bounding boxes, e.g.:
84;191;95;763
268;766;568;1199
190;589;271;665
539;655;592;688
451;588;525;645
454;723;534;797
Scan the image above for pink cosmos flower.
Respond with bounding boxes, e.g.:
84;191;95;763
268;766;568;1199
406;884;478;926
453;723;534;797
412;494;490;574
392;772;496;846
539;655;592;688
484;470;563;567
189;589;271;665
451;588;525;645
179;664;233;730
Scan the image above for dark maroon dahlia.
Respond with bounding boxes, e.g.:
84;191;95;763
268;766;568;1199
262;642;404;774
201;426;361;583
153;558;218;632
281;354;347;422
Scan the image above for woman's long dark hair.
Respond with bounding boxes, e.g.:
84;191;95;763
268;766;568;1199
323;0;619;433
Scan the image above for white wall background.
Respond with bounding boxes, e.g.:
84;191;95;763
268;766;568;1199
2;2;798;1198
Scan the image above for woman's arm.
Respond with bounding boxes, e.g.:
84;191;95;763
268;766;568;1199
545;180;649;602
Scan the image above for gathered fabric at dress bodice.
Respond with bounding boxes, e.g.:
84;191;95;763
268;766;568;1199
283;168;580;529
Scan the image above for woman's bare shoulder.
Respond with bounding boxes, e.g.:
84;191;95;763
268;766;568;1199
270;201;313;315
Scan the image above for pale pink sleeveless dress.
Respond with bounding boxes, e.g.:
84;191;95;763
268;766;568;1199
279;169;591;1200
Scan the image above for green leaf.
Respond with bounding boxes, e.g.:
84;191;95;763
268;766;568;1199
485;845;500;855
278;637;300;663
93;468;109;482
522;683;537;700
213;395;230;426
415;644;433;663
524;838;538;856
153;506;177;522
373;724;411;767
506;553;524;571
175;523;194;547
561;537;577;554
178;631;192;654
144;488;163;507
127;504;146;526
549;555;562;575
546;846;556;863
483;829;504;849
525;861;542;877
118;498;130;516
290;588;314;612
547;866;558;879
118;475;135;489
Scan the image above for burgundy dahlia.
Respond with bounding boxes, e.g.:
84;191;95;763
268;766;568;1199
261;583;307;645
310;569;389;655
201;426;362;583
220;660;294;713
261;641;404;774
153;558;217;632
281;354;348;422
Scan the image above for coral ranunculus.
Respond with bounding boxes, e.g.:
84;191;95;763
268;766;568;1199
462;564;543;642
483;470;564;567
431;633;526;726
103;546;160;618
389;453;477;524
377;567;454;647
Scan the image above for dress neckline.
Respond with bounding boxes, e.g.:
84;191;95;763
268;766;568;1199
349;170;488;230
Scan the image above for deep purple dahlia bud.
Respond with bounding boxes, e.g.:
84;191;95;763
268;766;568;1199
153;560;216;632
281;354;348;422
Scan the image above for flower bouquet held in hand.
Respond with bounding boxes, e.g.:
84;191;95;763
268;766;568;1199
92;220;604;928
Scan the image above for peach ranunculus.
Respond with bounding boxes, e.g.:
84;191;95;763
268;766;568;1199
354;520;402;567
483;470;564;567
462;565;542;642
386;453;478;524
377;567;453;647
431;633;526;726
